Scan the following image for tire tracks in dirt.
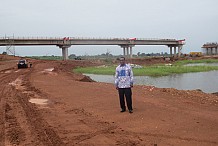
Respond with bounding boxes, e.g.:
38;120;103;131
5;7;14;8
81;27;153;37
64;108;142;146
0;84;6;146
0;68;65;146
0;73;18;146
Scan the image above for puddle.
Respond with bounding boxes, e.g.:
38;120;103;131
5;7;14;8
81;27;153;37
5;70;12;73
44;68;54;72
29;98;49;105
9;77;25;90
40;68;57;76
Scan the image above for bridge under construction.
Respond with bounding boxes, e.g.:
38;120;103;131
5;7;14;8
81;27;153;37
0;37;185;60
202;42;218;55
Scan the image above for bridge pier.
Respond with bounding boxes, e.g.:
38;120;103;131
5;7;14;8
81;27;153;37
62;47;69;60
169;45;183;58
130;46;133;58
126;47;129;57
206;48;209;55
58;45;70;60
174;46;177;57
178;45;182;58
170;47;172;57
120;45;134;58
123;47;126;56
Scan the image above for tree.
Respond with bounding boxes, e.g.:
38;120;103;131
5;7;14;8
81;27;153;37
141;53;146;56
69;54;76;59
2;52;7;55
137;52;140;56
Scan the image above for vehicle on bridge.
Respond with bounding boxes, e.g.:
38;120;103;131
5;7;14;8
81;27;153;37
17;59;28;69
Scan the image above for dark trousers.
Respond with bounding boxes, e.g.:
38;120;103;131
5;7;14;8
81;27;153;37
118;88;132;111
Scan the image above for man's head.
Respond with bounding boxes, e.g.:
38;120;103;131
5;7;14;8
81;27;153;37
119;57;125;66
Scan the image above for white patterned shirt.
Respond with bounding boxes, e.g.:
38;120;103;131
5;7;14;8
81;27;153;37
115;64;133;88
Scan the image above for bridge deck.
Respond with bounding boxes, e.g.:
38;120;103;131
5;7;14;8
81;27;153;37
0;37;184;46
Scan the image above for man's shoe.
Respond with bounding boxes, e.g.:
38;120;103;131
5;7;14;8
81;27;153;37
129;110;133;113
120;109;126;112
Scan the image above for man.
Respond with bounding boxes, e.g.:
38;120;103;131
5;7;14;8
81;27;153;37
115;57;133;113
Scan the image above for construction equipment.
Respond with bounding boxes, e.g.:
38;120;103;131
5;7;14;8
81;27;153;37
189;52;202;57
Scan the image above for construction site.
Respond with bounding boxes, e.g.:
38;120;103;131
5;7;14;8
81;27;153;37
0;54;218;146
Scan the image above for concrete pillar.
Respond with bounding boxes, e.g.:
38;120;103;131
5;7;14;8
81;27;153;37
216;47;218;55
126;47;129;58
123;47;126;56
170;47;172;57
62;47;69;60
178;46;182;58
174;46;177;57
206;48;209;55
130;46;133;58
210;48;213;55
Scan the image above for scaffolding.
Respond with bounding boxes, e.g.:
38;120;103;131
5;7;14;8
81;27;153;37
5;35;15;56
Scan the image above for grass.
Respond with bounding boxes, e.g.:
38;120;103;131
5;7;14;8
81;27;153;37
75;66;116;75
136;65;218;76
74;65;218;77
74;59;218;77
174;59;218;66
27;56;63;60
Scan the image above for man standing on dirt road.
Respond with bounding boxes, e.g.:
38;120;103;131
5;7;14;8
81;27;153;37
115;57;134;113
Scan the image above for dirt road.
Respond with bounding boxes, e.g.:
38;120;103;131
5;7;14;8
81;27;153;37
0;59;218;146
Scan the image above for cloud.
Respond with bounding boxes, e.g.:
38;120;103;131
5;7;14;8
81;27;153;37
0;0;217;56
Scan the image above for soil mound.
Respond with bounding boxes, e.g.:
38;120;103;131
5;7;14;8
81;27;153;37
79;76;95;82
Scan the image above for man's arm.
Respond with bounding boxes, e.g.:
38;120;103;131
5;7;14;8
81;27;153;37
115;68;119;89
129;67;134;87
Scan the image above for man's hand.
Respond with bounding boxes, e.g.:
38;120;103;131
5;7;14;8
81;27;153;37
116;87;119;90
130;85;133;88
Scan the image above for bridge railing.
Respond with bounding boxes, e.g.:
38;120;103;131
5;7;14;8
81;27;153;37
0;36;179;42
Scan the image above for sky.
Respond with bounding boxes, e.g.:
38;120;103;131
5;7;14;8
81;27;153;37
0;0;218;56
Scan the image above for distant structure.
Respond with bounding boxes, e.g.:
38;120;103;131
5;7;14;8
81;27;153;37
202;42;218;55
5;35;15;56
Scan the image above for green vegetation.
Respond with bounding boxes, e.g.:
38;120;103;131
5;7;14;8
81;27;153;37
75;66;116;75
27;56;63;60
174;59;218;65
74;59;218;77
135;66;218;76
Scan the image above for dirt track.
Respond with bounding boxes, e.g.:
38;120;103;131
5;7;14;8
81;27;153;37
0;58;218;146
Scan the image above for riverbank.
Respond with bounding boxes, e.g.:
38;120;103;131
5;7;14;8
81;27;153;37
74;59;218;76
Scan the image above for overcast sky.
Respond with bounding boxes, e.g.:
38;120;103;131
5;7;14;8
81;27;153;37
0;0;218;56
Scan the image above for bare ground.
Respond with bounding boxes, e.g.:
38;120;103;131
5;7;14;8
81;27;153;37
0;57;218;146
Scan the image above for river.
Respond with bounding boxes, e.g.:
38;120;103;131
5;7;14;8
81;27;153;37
84;63;218;93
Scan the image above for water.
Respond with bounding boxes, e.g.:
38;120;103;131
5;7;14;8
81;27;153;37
29;98;49;105
84;63;218;93
184;63;218;66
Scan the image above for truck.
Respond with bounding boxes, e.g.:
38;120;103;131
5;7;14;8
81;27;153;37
17;59;28;69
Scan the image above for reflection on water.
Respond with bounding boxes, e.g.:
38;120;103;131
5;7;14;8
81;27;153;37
84;70;218;93
184;63;218;66
29;98;48;105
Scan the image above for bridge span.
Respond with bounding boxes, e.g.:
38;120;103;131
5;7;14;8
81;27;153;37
0;37;185;60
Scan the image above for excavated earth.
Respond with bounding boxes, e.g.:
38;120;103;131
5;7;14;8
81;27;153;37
0;56;218;146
